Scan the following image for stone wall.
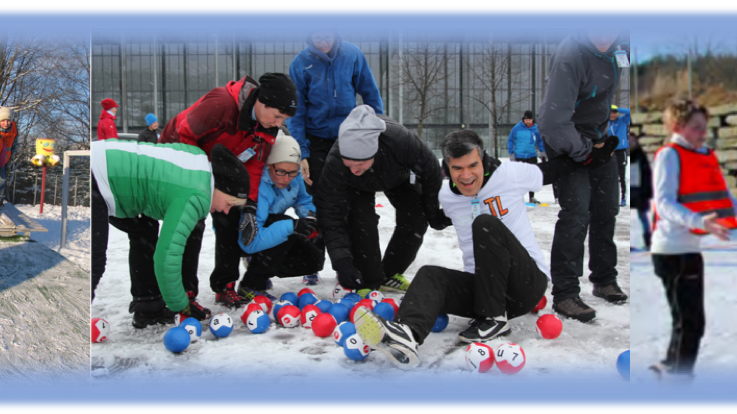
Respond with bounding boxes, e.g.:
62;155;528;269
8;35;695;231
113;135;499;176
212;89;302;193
631;104;737;198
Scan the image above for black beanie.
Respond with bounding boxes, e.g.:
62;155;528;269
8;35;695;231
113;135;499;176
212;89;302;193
523;110;533;120
257;73;298;117
210;144;250;200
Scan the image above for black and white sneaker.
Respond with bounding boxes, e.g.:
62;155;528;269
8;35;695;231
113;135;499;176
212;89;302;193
458;317;510;343
353;306;420;369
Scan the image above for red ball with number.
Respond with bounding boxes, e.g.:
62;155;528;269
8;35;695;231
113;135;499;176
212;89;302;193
300;304;322;328
298;288;316;298
253;295;273;314
277;305;301;328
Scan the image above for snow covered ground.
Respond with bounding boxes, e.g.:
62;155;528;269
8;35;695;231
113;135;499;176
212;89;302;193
630;208;737;383
0;204;90;380
91;163;630;382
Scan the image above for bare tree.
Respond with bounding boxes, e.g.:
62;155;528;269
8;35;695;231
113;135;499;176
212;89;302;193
469;42;529;157
397;41;455;139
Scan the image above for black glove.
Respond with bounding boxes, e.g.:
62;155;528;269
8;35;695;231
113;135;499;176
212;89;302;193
582;136;619;170
428;209;453;231
333;257;364;290
293;218;319;238
239;199;258;247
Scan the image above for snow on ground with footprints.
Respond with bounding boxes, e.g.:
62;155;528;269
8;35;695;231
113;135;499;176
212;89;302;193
91;159;630;382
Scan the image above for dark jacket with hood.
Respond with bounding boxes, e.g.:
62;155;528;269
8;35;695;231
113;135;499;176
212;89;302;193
160;76;279;201
137;127;160;144
538;32;625;162
287;32;384;159
630;145;652;211
314;115;442;264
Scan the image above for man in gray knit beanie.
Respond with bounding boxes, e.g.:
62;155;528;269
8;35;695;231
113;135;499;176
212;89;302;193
314;105;448;293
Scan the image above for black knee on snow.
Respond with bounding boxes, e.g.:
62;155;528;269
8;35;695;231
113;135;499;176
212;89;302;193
472;214;504;235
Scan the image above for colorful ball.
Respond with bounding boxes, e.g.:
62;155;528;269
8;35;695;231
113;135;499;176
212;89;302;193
246;309;271;334
298;292;319;310
312;313;338;337
298;288;316;298
381;298;399;315
495;343;526;374
272;300;293;320
617;350;630;381
91;318;109;343
179;317;202;342
242;303;263;323
327;302;350;323
163;326;190;353
277;305;301;328
356;298;375;310
280;292;299;306
531;295;548;314
465;342;495;373
373;302;395;321
337;297;356;310
332;283;354;299
315;299;333;313
344;293;362;303
431;314;449;332
300;304;322;328
349;303;372;323
536;314;563;339
333;321;357;347
174;313;186;327
343;333;370;361
366;290;384;303
253;295;273;314
209;313;234;338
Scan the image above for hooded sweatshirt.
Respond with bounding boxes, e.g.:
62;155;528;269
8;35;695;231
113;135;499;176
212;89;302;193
538;32;624;162
287;32;384;158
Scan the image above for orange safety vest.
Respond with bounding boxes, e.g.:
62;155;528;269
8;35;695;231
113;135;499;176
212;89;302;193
1;121;17;164
654;143;737;235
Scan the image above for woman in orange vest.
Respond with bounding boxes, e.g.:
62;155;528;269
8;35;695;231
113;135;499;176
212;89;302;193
649;99;736;379
0;106;18;208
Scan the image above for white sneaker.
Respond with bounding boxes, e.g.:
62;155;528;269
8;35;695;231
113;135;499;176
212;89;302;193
354;306;420;369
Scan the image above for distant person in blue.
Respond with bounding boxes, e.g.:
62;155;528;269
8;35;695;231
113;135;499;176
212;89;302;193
507;110;547;204
237;131;325;301
610;105;631;206
288;29;384;193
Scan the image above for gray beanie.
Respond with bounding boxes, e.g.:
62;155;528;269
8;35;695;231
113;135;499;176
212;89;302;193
338;105;386;161
267;130;301;165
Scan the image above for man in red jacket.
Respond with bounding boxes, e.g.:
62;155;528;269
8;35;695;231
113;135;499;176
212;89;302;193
160;73;298;311
97;98;119;140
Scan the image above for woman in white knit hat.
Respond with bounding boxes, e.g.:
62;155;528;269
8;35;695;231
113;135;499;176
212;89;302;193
236;131;326;302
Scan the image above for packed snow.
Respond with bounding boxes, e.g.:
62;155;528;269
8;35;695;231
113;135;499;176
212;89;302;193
91;161;630;381
0;204;90;379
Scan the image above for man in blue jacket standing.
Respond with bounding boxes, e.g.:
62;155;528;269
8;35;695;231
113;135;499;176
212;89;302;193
610;105;631;206
288;30;384;193
237;132;325;300
507;110;547;204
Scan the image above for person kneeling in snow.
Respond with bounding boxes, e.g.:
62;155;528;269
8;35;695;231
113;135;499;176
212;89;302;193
354;129;618;369
237;132;325;301
91;141;250;328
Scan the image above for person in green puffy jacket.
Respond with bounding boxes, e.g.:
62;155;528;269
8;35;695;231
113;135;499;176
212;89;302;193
91;140;250;328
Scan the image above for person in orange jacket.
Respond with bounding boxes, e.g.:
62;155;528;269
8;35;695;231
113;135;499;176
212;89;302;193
97;98;119;140
649;99;737;379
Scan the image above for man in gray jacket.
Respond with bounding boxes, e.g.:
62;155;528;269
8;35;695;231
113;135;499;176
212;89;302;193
538;31;629;322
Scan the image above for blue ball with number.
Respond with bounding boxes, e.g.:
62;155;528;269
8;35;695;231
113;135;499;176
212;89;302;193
337;297;356;310
333;321;356;347
209;313;234;338
343;333;370;361
315;299;333;313
431;314;449;332
163;327;190;353
616;350;630;381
